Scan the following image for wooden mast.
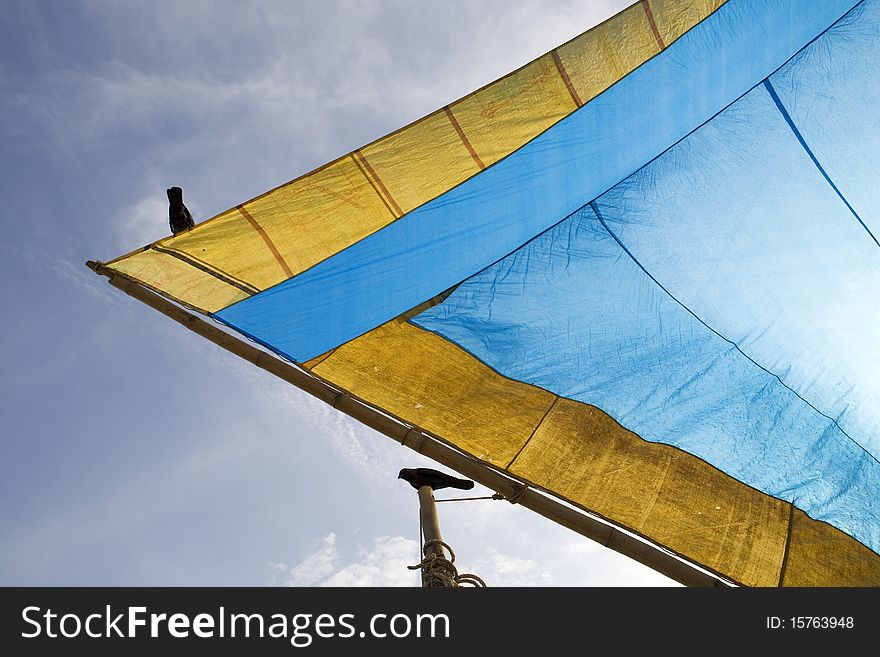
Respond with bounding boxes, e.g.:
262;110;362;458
86;260;732;588
417;486;444;586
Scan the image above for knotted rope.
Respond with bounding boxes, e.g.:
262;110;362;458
408;539;486;587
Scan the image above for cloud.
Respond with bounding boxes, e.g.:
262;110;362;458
321;536;419;587
274;533;420;587
111;190;169;250
38;254;117;306
279;533;340;587
469;549;553;587
255;372;425;489
9;0;631;223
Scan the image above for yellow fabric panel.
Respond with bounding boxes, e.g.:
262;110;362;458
239;157;397;280
647;0;725;46
782;509;880;586
155;208;280;291
508;398;790;586
108;248;249;313
556;3;660;102
448;54;577;168
309;321;880;586
312;320;555;468
358;111;482;215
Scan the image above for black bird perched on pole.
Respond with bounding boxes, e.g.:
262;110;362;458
167;186;195;235
398;468;474;492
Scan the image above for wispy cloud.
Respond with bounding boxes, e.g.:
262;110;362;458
470;550;553;587
111;191;168;251
322;536;419;587
256;372;428;489
52;257;118;304
273;532;420;587
276;533;340;586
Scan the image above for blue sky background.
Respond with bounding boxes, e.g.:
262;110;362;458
0;0;676;586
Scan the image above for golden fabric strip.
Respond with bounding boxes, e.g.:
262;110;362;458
443;106;486;170
309;319;880;586
351;150;404;218
358;111;480;215
551;50;584;107
150;246;258;296
236;206;293;278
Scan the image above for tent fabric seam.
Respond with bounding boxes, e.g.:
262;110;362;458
778;502;796;585
443;106;486;170
236;206;294;278
550;50;584;107
99;267;226;316
348;152;401;220
762;78;880;248
150;245;259;296
504;396;561;470
640;0;667;50
351;149;404;217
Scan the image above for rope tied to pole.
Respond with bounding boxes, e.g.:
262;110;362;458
435;493;505;503
507;483;529;505
408;539;486;587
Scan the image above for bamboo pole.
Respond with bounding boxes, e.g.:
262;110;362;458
86;261;732;587
418;486;444;557
417;485;445;587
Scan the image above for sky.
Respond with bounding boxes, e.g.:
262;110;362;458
0;0;678;586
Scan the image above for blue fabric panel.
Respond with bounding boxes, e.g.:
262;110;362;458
586;83;880;458
216;0;860;361
412;3;880;551
413;202;880;554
